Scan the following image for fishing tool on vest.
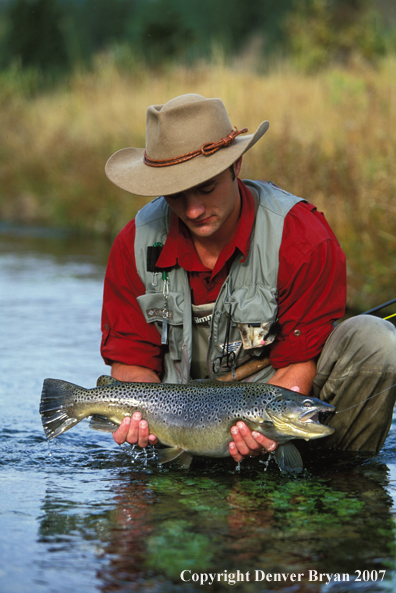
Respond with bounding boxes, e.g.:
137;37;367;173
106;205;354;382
147;242;170;345
213;303;237;378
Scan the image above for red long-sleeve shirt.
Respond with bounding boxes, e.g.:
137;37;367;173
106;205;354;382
101;180;346;373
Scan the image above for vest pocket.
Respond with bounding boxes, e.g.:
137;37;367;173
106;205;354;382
137;292;185;324
223;284;278;325
137;292;184;361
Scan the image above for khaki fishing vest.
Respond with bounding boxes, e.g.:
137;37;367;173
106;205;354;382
135;180;303;383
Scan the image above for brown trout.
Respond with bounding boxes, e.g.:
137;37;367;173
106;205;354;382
39;375;335;473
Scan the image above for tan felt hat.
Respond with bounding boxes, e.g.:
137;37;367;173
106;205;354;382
105;93;269;197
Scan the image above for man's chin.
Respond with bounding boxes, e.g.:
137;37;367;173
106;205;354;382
186;221;219;238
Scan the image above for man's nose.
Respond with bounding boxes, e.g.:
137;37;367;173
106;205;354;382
184;192;206;219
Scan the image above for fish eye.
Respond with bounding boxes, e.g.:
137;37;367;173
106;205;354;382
303;399;312;407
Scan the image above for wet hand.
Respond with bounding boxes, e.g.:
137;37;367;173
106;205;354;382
227;386;301;463
229;421;277;463
112;412;158;447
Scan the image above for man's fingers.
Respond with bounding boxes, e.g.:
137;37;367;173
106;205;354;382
230;421;278;462
124;412;142;444
251;431;277;452
229;440;244;462
112;413;158;447
234;422;264;453
230;425;251;457
137;419;149;448
112;416;131;444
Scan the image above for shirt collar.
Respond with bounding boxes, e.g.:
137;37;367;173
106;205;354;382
156;179;255;275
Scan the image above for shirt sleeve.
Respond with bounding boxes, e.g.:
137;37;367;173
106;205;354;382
100;220;163;374
270;202;347;369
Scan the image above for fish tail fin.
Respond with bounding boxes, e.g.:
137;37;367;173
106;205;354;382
40;378;84;440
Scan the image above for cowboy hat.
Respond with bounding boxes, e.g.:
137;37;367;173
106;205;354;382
105;93;269;197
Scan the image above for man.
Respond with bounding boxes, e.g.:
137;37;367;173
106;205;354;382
101;93;396;464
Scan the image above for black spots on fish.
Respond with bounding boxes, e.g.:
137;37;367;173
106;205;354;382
266;397;288;416
78;381;287;427
91;393;109;401
248;401;261;417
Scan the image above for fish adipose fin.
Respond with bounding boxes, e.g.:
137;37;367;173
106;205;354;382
274;442;303;475
89;415;118;433
40;378;82;440
157;447;193;468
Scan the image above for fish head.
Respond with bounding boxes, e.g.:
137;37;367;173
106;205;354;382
259;391;335;441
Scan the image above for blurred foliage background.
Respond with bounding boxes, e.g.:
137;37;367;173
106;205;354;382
1;0;395;73
0;0;396;311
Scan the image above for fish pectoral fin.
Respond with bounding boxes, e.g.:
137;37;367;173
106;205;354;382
89;415;118;433
173;452;193;469
273;442;303;475
96;375;123;387
157;446;192;468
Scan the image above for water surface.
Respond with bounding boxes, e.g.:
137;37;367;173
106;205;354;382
1;225;396;593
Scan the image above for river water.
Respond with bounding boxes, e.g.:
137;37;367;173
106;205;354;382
1;225;396;593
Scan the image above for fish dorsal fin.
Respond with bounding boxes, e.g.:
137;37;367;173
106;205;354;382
274;442;303;475
157;447;192;469
96;375;122;387
89;414;118;433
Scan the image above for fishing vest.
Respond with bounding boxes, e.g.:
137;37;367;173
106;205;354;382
134;180;303;384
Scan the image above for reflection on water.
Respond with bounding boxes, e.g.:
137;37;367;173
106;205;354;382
1;226;396;593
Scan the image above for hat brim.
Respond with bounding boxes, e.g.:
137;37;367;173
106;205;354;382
105;121;269;197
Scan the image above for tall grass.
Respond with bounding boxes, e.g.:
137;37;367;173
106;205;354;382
1;54;395;311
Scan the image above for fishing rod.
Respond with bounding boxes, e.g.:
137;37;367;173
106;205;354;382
360;297;396;320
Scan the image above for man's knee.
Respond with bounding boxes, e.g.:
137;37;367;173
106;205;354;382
333;315;396;366
318;315;396;374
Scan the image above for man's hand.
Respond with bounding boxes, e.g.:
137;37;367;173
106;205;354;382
111;363;159;447
228;383;303;463
113;412;158;447
229;422;277;462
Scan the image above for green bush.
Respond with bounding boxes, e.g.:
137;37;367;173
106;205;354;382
284;0;388;72
6;0;69;72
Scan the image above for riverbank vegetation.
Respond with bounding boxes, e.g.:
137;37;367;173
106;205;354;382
0;0;395;312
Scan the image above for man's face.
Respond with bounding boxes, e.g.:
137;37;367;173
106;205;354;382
164;157;242;241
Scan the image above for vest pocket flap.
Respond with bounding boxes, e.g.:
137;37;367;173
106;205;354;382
224;285;278;324
137;292;184;325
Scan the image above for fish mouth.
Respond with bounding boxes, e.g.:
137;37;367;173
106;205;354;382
299;409;334;424
287;404;336;438
266;400;336;440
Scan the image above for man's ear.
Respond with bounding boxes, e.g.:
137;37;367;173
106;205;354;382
233;156;243;178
